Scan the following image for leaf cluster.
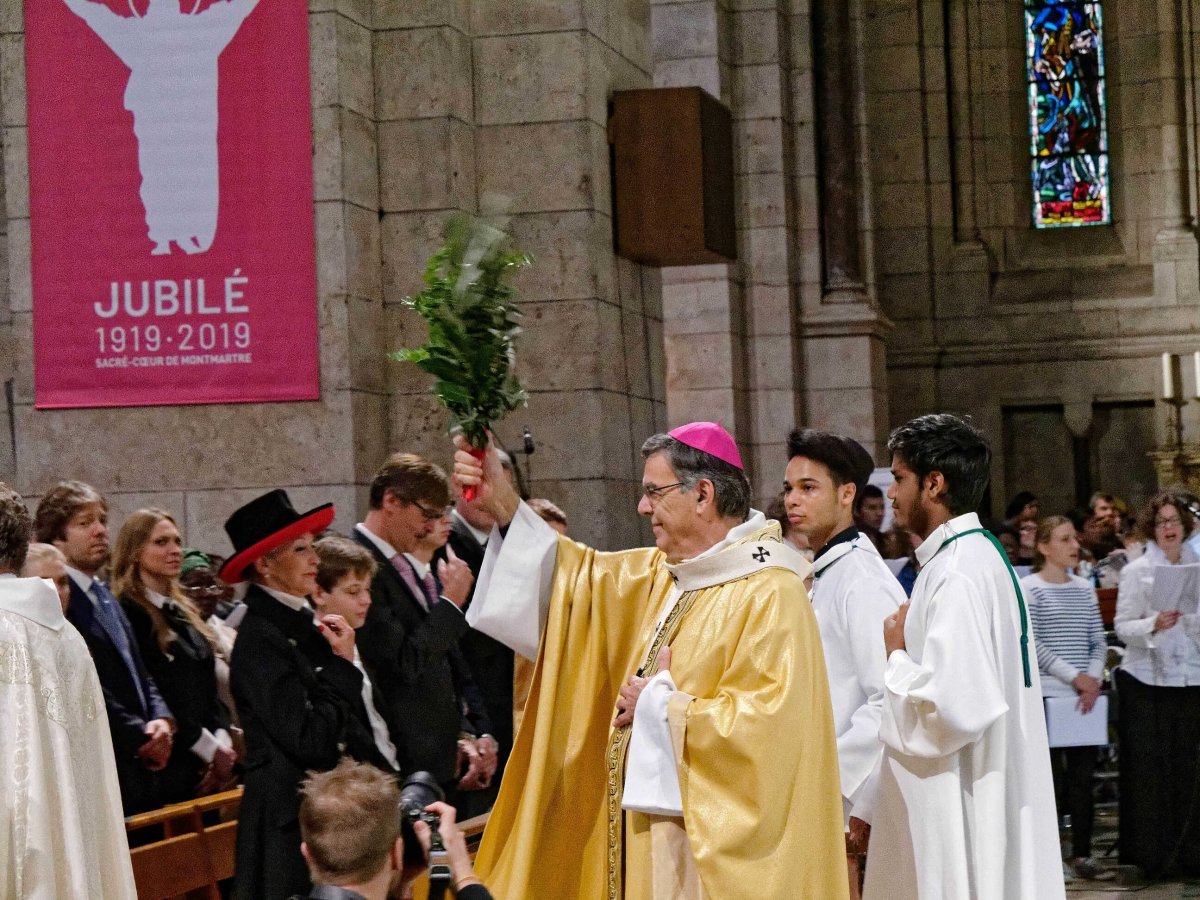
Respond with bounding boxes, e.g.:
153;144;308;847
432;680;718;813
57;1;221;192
390;215;530;448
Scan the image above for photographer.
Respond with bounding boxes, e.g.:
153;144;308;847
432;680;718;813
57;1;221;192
296;760;492;900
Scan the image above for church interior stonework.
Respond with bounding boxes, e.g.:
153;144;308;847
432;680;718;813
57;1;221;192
1;0;1198;550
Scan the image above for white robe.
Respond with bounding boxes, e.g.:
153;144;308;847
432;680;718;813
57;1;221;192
0;575;137;899
809;533;905;825
862;513;1064;900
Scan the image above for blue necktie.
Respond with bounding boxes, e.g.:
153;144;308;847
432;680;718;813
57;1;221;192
90;580;148;714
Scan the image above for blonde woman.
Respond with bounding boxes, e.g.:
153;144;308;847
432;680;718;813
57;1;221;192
112;508;236;804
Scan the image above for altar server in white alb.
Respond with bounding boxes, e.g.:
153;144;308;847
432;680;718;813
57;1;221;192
782;430;904;870
865;414;1064;900
0;483;137;899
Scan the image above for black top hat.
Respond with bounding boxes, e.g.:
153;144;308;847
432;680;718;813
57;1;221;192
218;489;335;584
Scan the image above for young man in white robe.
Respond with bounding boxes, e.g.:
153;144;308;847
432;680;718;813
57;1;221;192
862;414;1064;900
783;429;905;894
0;484;137;899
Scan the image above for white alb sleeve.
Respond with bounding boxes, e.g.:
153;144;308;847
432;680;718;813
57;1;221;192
621;670;684;817
466;500;558;661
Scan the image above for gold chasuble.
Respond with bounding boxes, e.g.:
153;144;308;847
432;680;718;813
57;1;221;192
473;519;849;900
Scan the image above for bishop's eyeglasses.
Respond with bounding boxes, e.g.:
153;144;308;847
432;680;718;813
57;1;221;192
641;481;686;504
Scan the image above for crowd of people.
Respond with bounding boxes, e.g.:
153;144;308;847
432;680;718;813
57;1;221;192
2;415;1199;898
0;447;565;898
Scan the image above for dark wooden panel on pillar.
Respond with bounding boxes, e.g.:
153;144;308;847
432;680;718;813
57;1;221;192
608;87;736;267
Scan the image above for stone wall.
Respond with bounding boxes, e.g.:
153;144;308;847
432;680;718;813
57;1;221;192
3;0;1197;545
0;0;665;552
872;0;1200;515
648;0;1200;516
650;0;895;505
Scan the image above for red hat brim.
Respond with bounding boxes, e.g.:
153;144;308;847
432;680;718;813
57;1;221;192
218;504;335;584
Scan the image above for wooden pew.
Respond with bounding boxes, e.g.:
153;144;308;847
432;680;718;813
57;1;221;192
125;788;242;900
1096;587;1117;629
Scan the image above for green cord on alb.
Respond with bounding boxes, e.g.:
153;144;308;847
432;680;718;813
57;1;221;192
390;214;530;495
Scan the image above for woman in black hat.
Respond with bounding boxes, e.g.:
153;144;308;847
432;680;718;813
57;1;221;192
223;490;396;900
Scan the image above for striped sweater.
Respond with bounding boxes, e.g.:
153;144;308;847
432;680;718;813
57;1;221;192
1020;572;1107;698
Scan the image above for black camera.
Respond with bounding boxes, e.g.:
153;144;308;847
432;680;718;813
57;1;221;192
398;771;450;888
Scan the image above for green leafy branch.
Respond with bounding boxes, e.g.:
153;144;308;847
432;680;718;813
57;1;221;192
390;214;531;448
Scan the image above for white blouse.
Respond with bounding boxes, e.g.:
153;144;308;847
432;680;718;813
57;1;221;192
1115;542;1200;687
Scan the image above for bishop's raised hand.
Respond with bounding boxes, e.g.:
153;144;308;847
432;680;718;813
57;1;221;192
453;432;520;526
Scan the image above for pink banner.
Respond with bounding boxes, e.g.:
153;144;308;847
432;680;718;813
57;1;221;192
25;0;319;408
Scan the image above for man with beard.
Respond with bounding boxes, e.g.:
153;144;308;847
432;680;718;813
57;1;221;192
35;480;174;815
862;414;1064;900
783;429;905;894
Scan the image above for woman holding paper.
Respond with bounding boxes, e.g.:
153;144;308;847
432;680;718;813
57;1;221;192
1022;516;1108;879
1115;493;1200;878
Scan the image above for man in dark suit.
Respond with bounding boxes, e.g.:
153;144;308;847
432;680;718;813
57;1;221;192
35;480;175;815
353;453;488;800
443;449;518;815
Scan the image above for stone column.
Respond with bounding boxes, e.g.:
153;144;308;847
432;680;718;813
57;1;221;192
0;6;19;481
375;1;477;468
470;2;663;550
799;0;892;461
729;2;804;492
309;1;388;528
651;0;752;463
811;0;864;298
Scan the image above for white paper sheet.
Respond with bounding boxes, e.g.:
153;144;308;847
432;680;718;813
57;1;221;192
1149;563;1200;615
1043;695;1109;748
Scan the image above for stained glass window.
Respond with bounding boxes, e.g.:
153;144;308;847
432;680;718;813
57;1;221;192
1025;1;1110;228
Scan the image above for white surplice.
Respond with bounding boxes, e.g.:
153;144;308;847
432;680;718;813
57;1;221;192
0;574;138;899
809;532;905;825
862;513;1064;900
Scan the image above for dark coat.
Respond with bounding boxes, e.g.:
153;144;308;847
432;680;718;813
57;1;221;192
445;517;516;765
352;528;490;787
66;577;173;815
229;585;394;900
120;594;231;804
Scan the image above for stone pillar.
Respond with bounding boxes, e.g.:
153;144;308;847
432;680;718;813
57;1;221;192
310;1;388;526
0;6;19;482
811;0;864;297
375;2;477;466
800;0;892;462
651;0;812;502
470;2;662;550
729;3;805;493
651;0;752;460
1118;0;1200;307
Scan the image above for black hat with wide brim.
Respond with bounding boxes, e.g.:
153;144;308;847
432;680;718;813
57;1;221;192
218;489;335;584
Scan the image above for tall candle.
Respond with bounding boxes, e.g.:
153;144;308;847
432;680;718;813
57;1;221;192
1193;351;1200;400
1163;352;1182;400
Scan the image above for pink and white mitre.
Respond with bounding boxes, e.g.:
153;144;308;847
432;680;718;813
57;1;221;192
667;421;744;470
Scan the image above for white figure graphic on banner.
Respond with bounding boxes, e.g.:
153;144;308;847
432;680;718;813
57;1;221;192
62;0;261;255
